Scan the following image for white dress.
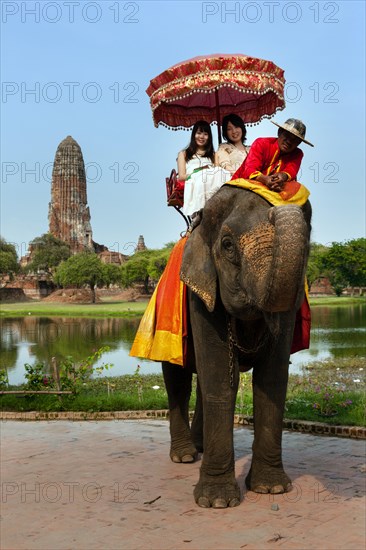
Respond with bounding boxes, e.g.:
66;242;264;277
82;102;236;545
182;154;231;216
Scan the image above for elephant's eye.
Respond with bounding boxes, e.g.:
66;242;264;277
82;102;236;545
222;236;235;256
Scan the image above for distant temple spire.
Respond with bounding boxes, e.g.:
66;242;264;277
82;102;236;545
48;136;93;252
136;235;147;252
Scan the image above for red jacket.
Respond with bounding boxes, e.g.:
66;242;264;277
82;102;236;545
233;137;303;181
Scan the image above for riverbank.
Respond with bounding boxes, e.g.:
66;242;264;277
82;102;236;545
1;295;364;317
0;300;148;317
1;359;365;427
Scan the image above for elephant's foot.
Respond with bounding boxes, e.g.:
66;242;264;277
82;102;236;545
170;441;198;464
194;471;240;508
193;442;203;454
191;427;203;454
245;463;292;494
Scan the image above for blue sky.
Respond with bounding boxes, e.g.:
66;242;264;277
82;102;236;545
1;0;365;259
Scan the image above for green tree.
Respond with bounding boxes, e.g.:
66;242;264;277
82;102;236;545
26;233;71;274
323;238;366;295
55;253;107;303
341;238;366;288
0;237;19;276
120;252;150;293
306;242;329;289
100;263;121;287
120;242;176;292
147;243;175;281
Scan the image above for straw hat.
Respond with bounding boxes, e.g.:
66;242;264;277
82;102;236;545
271;118;314;147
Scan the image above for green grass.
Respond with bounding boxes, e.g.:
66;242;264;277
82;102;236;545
284;394;364;426
309;296;365;306
0;300;147;317
1;294;364;318
1;359;365;426
0;374;171;413
283;358;365;426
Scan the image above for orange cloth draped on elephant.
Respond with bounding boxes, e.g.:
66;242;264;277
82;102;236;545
130;237;188;365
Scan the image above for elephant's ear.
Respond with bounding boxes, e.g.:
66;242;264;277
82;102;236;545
180;226;217;312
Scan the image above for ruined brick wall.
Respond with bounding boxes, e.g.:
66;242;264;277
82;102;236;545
309;277;335;296
0;275;55;300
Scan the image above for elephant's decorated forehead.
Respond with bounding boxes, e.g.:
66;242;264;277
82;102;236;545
239;222;275;253
239;223;275;278
225;179;310;206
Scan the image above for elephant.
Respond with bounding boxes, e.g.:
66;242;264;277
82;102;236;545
161;184;311;509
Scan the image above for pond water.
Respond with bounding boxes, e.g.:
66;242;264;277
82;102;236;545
1;303;365;385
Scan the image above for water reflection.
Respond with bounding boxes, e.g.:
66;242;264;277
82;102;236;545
1;303;365;385
1;316;147;384
291;303;366;368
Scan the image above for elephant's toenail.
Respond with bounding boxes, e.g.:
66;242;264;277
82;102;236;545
253;485;269;494
212;498;227;509
170;454;181;463
229;498;240;507
197;496;210;508
181;454;195;463
270;485;285;494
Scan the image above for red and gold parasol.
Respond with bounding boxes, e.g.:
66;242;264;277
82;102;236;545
146;54;286;140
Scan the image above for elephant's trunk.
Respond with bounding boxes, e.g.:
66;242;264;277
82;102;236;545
258;205;309;313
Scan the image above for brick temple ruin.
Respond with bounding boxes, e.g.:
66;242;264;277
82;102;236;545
48;135;132;261
48;135;94;253
20;135;144;268
4;137;147;299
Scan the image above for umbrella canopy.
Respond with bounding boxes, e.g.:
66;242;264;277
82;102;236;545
146;54;286;137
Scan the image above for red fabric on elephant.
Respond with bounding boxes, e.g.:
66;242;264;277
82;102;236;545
291;293;311;354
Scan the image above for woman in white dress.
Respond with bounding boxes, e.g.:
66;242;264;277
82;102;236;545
215;114;249;175
178;121;231;217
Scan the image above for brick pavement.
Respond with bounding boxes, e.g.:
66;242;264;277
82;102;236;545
1;420;365;550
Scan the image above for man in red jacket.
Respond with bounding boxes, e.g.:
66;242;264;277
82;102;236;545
233;118;314;192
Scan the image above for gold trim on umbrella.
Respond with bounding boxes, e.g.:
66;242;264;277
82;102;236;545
146;54;286;132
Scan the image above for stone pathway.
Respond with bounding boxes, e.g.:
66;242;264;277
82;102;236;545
1;420;365;549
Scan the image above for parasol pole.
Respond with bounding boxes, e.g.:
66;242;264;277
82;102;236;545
215;89;222;144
